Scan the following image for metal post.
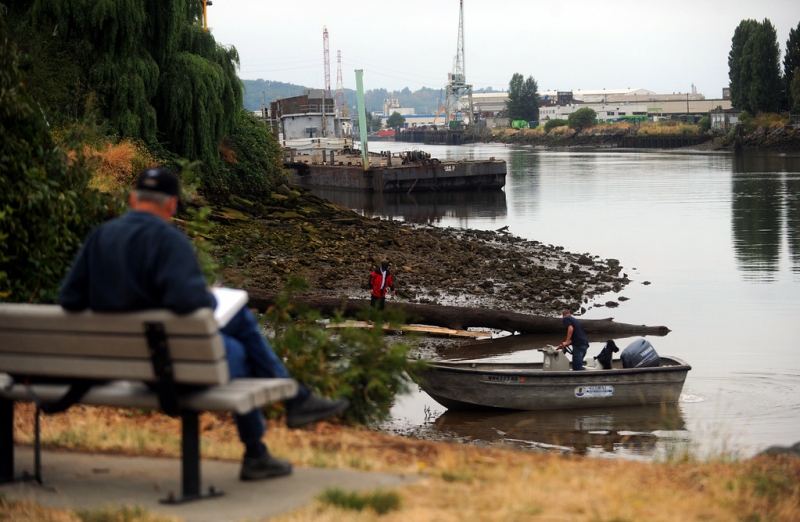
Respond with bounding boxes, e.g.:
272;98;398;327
355;69;370;170
182;411;200;499
34;407;41;483
0;398;13;483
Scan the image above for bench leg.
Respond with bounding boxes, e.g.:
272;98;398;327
0;398;12;483
159;411;223;504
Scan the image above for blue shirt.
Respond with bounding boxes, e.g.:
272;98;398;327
59;211;216;314
562;315;589;347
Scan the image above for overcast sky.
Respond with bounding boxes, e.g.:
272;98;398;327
209;0;800;98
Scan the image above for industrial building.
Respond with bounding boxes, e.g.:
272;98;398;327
473;88;732;127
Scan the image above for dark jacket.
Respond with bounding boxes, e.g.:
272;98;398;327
59;211;215;313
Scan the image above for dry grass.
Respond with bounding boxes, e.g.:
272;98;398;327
6;404;800;522
550;125;576;137
746;112;789;133
637;121;700;136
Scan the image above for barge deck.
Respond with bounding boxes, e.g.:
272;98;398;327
285;149;506;193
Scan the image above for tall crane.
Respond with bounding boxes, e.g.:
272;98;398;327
444;0;473;126
323;26;332;100
335;50;347;117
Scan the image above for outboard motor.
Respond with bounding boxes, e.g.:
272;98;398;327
620;339;660;368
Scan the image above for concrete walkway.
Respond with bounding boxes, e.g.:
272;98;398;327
1;447;417;521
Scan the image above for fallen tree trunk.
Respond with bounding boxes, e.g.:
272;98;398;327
244;289;670;336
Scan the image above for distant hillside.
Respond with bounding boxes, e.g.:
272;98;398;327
242;79;492;116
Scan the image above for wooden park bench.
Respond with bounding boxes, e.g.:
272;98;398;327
0;297;298;503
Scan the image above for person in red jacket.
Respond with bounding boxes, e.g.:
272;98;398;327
368;261;395;309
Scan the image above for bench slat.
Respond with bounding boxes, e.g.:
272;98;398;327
0;304;218;335
0;378;298;415
0;354;229;385
0;331;225;362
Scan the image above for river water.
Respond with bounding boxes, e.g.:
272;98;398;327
313;142;800;461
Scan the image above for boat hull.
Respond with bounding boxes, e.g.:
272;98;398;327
288;159;506;192
413;357;691;411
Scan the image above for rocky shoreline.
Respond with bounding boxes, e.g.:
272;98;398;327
465;125;800;151
212;188;633;322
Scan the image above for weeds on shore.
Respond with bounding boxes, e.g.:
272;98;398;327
317;488;401;515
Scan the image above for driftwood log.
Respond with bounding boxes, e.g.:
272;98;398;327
244;288;670;336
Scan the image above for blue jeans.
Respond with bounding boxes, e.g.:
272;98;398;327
220;307;307;444
571;344;588;371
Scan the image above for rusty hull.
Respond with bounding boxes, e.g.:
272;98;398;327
287;159;506;192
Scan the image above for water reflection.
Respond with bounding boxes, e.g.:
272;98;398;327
433;404;688;458
731;153;800;280
308;187;507;224
787;176;800;273
731;173;782;280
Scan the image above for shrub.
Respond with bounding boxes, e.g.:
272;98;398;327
202;109;288;199
265;277;428;425
567;108;597;131
544;119;568;133
698;116;711;133
0;18;120;303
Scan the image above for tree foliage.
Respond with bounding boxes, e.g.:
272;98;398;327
20;0;242;167
0;11;119;303
728;19;759;110
505;73;540;122
206;109;288;197
544;119;568;133
785;23;800;112
728;18;783;113
386;111;405;128
791;67;800;113
567;108;597;131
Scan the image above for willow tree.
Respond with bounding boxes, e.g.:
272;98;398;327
155;22;243;162
27;0;241;164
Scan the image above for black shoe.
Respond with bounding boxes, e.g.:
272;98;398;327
240;451;293;481
286;394;350;429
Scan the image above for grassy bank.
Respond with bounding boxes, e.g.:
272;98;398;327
4;403;799;521
476;116;800;151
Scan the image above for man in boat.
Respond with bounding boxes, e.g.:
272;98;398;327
557;309;589;370
368;260;395;309
59;167;349;482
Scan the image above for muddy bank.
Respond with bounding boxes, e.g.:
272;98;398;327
212;188;634;322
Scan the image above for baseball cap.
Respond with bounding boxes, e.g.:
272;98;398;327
135;167;180;197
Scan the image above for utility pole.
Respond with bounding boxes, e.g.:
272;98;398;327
200;0;212;31
355;70;370;170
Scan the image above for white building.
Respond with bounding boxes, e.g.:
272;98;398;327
539;103;651;122
383;98;415;117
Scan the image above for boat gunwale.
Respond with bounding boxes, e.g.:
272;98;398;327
421;356;691;379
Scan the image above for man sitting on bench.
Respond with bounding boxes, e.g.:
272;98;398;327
58;167;349;481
